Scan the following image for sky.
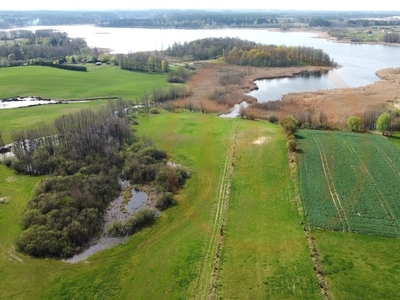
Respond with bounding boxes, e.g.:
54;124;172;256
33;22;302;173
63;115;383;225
2;0;400;12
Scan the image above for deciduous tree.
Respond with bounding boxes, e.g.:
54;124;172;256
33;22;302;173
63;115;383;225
377;112;391;135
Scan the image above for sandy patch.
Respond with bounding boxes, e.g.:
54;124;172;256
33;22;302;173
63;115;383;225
253;137;270;145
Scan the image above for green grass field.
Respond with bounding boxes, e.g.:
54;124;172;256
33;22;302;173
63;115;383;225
0;65;172;144
0;111;320;299
297;130;400;237
2;108;400;298
0;65;170;100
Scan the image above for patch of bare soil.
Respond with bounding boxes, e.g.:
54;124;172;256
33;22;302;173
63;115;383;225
252;136;271;145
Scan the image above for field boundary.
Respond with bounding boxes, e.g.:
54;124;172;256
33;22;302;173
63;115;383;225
291;150;330;300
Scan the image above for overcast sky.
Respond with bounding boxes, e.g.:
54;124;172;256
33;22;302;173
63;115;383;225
1;1;400;12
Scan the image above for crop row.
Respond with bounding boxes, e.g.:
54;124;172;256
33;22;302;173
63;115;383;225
298;130;400;237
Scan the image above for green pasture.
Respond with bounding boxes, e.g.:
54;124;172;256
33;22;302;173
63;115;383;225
0;111;318;299
0;65;169;100
3;106;400;299
216;121;319;299
314;229;400;299
298;129;400;299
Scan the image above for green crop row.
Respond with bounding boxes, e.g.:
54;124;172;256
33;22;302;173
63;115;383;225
298;130;400;237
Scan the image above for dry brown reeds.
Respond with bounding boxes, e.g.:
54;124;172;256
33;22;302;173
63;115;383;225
168;62;400;129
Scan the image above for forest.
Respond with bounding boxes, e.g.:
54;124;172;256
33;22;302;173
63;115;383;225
166;37;335;67
0;29;90;66
2;10;399;31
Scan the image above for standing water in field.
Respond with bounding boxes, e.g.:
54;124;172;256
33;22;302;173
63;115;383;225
64;187;148;263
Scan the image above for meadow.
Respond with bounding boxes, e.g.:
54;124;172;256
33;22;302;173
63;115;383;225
0;65;171;144
0;65;169;100
0;109;321;299
2;65;400;299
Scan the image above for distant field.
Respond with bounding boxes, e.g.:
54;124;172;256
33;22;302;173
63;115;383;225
0;65;170;100
298;130;400;237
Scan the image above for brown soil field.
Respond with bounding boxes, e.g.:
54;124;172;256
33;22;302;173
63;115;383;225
170;63;400;128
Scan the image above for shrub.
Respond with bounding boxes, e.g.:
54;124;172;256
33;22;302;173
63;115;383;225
287;138;298;152
107;208;156;236
155;192;175;210
279;115;299;136
346;116;362;132
268;114;278;123
149;108;160;114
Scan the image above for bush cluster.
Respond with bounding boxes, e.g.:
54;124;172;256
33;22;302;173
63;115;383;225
107;208;156;236
11;101;189;258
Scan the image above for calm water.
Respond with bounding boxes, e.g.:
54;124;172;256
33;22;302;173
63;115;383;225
13;25;400;99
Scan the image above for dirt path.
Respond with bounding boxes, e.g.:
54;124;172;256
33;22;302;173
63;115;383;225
193;121;239;300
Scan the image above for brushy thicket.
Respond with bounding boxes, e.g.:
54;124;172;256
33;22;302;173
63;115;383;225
9;101;189;258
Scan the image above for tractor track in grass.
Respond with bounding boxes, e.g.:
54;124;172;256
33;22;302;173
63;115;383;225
377;147;400;181
193;121;239;300
344;141;400;234
314;138;349;232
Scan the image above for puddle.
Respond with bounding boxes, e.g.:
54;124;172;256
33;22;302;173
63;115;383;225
64;186;148;263
0;97;58;109
219;101;249;118
63;237;127;263
105;188;147;223
126;189;147;213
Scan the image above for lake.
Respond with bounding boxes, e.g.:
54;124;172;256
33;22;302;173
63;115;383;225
11;25;400;101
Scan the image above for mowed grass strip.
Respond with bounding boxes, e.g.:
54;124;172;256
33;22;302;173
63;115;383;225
216;122;320;299
0;65;170;100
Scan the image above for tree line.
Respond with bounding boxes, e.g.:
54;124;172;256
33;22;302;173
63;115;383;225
117;52;169;73
166;37;256;60
0;29;88;67
166;37;335;67
97;11;282;29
